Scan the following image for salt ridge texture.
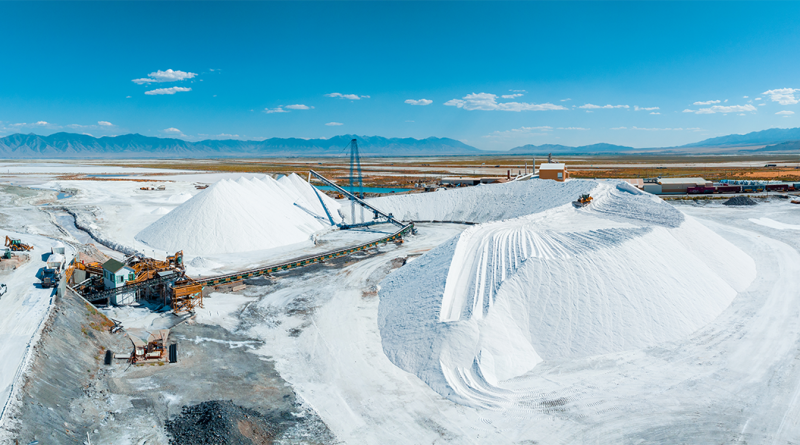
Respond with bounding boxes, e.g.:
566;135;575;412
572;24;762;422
378;179;757;408
136;174;341;255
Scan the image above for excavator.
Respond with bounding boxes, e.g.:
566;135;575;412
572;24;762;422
573;194;593;208
5;236;33;252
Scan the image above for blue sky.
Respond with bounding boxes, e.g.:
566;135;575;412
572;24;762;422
1;1;799;150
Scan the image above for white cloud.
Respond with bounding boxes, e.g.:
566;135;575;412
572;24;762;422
763;88;799;105
755;97;762;100
132;69;197;84
35;121;48;126
284;104;313;110
501;94;524;99
557;127;589;130
509;89;527;93
759;103;766;106
326;93;368;100
560;98;571;102
126;96;131;99
610;127;627;130
682;109;694;113
688;104;757;114
444;93;567;111
144;86;191;95
634;106;659;111
163;127;182;133
264;107;288;114
484;126;553;138
650;112;661;115
693;100;721;105
631;126;685;131
743;96;749;98
776;110;794;115
578;104;629;109
325;122;343;126
405;99;433;106
98;121;113;126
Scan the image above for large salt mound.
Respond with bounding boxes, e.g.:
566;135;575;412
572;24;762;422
347;179;596;224
136;175;341;255
378;180;756;407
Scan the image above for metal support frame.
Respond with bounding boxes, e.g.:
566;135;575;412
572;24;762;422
309;170;406;229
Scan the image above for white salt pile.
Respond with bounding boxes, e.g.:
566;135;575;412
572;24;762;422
378;179;756;408
136;174;341;255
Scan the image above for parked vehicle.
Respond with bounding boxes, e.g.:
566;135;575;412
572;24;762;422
41;268;59;288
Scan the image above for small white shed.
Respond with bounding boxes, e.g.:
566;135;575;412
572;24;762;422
51;241;66;255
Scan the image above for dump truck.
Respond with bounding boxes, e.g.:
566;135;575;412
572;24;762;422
5;236;32;252
573;194;593;208
41;268;59;288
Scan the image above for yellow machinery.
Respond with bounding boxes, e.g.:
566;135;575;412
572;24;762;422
125;251;184;285
5;236;33;252
573;194;593;207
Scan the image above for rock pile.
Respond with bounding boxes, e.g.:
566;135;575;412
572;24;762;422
723;195;757;206
165;400;277;445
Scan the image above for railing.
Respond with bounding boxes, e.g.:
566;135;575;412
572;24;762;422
84;271;179;303
174;222;415;290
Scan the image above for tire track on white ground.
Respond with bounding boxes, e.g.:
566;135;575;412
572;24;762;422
0;232;75;438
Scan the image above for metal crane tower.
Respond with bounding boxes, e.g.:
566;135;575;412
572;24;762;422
348;138;364;222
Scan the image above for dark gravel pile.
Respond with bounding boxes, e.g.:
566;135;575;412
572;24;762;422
723;196;757;206
165;400;277;444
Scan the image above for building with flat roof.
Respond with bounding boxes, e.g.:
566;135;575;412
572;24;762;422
643;177;712;195
539;163;568;182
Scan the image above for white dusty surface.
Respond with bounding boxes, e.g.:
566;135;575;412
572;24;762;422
210;184;800;443
0;232;75;424
3;161;800;443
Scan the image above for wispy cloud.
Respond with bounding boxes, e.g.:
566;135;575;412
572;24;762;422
755;97;762;101
484;126;552;138
133;69;197;84
501;94;524;99
405;99;433;106
145;87;191;95
325;122;343;126
693;100;720;105
578;104;629;109
683;104;757;114
163;127;182;133
326;93;369;100
509;89;527;93
264;107;288;114
762;88;799;105
613;126;703;131
776;110;794;116
650;112;660;115
557;127;589;130
284;104;313;110
634;106;659;111
98;121;113;126
560;98;571;102
444;93;566;112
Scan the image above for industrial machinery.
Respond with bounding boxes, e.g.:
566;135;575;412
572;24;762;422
5;236;32;251
573;194;593;207
128;329;175;364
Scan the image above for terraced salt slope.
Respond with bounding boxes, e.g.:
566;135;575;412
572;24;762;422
353;179;596;224
378;180;756;408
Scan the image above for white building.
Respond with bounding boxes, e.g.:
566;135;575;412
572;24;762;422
102;259;136;305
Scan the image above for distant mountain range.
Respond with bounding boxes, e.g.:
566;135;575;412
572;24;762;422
1;128;799;158
682;127;800;148
0;133;479;158
508;143;633;154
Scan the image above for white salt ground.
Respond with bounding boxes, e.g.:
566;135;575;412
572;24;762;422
749;217;800;231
